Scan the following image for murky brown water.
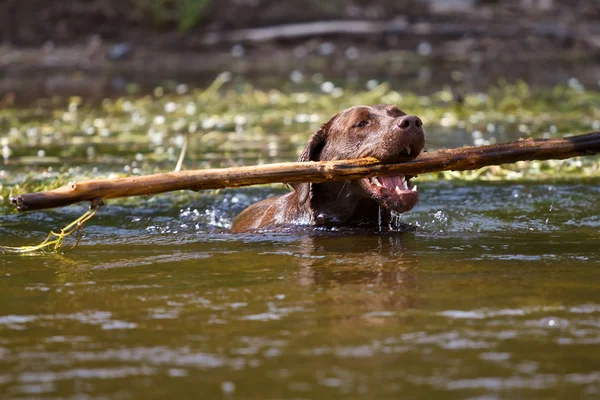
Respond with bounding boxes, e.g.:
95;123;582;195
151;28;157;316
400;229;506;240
1;179;600;399
1;69;600;398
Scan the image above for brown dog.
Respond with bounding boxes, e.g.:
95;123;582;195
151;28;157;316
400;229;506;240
231;104;425;233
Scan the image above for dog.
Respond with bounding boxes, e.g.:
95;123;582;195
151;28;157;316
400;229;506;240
231;104;425;233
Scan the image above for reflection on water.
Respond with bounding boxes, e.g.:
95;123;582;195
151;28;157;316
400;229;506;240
1;179;600;398
1;67;599;397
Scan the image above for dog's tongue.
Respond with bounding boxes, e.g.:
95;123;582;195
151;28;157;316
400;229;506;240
379;175;408;191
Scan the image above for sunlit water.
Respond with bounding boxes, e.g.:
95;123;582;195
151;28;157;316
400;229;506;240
1;179;599;399
1;73;599;397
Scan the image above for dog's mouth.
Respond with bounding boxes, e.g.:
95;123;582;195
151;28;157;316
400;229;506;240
360;175;418;213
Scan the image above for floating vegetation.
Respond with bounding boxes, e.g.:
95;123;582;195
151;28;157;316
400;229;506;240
0;202;101;254
1;76;599;215
431;158;600;182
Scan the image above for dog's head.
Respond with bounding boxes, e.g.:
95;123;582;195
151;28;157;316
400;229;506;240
294;104;425;224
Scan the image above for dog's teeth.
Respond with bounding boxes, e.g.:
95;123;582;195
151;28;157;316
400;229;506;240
411;184;418;192
404;146;412;155
372;177;382;187
395;186;402;195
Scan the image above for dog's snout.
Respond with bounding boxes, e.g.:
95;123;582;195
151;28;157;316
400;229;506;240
398;115;422;130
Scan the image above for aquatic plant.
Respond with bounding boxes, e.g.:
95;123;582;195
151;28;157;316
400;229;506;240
1;77;599;215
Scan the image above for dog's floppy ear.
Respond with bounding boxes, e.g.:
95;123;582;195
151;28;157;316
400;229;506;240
293;118;334;206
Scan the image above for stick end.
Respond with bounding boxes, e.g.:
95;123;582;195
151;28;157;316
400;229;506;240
11;195;29;212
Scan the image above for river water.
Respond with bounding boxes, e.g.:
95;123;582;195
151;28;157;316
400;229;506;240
1;76;600;398
1;179;599;398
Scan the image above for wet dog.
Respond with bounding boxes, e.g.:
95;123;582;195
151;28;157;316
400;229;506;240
231;104;425;233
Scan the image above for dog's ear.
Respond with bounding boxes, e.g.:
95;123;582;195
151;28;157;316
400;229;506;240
298;122;329;163
293;118;334;206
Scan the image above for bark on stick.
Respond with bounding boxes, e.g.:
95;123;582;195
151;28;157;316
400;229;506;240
12;132;600;212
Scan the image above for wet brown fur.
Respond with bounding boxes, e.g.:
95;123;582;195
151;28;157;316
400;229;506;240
231;104;425;233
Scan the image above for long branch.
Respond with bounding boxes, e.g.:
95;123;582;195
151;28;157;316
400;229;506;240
12;132;600;212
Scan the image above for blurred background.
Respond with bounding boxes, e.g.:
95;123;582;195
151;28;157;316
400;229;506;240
1;0;599;101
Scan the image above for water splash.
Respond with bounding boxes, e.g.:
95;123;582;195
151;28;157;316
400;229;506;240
388;211;400;231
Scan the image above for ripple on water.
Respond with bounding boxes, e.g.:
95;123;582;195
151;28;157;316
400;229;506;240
19;366;156;383
0;312;137;331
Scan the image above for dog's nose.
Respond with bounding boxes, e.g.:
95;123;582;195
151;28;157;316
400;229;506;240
398;115;423;130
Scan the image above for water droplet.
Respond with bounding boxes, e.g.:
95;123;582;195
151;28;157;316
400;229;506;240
320;81;335;93
331;87;344;98
366;79;379;90
318;42;335;56
567;77;584;92
294;93;308;104
2;145;11;161
518;124;529;134
231;44;245;58
345;46;360;60
176;84;188;95
234;115;247;126
417;42;432;56
289;70;304;83
164;102;177;113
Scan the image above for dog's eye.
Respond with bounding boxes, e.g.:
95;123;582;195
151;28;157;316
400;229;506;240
355;120;368;128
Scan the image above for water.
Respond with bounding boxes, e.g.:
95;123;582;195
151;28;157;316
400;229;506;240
1;78;599;398
1;179;599;399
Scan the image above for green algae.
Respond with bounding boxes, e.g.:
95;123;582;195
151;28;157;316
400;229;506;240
1;77;599;212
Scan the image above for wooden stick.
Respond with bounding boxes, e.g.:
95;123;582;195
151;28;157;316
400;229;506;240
12;132;600;212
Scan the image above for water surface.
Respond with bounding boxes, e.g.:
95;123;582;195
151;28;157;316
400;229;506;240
1;179;599;399
1;78;599;398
